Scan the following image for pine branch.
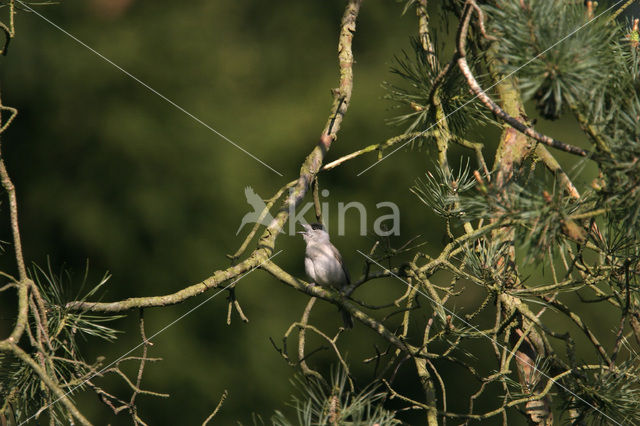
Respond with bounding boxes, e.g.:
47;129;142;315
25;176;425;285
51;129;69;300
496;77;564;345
456;2;589;158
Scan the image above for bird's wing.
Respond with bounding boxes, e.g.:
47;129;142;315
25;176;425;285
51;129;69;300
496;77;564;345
329;243;350;284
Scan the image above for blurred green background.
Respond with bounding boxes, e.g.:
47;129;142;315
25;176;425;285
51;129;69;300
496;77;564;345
0;0;633;424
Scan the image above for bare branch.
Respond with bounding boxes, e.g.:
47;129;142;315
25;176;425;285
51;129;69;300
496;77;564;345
201;390;228;426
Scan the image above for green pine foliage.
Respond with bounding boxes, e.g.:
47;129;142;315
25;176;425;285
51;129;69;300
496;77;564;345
254;368;400;426
385;38;488;145
560;360;640;425
393;1;640;423
488;0;640;234
0;263;120;424
487;0;624;120
411;160;476;220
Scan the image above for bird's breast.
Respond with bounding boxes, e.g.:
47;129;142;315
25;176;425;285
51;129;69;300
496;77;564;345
305;244;347;288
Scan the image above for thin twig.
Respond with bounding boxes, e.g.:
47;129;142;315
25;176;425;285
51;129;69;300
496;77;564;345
201;390;228;426
610;0;636;21
297;297;323;381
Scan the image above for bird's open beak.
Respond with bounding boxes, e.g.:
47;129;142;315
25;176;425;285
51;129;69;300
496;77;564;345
298;224;311;234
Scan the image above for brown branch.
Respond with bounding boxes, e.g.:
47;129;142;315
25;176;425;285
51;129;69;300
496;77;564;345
107;367;169;399
85;381;127;415
296;297;323;381
452;5;567;424
0;84;30;345
458;56;587;156
383;378;430;411
456;3;589;158
535;145;580;199
67;255;265;312
312;176;322;223
226;288;249;324
0;282;17;292
426;358;446;423
261;259;417;356
0;106;17;133
325;0;361;138
414;357;439;425
610;0;637;21
416;0;450;168
0;102;25;280
540;296;611;365
452;135;490;178
440;370;571;420
416;0;438;73
417;220;508;274
322;133;424;171
201;390;228;426
130;310;151;410
0;1;15;56
569;104;611;155
296;322;353;391
28;281;53;350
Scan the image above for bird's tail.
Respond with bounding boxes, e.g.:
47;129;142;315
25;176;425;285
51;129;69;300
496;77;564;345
340;308;354;329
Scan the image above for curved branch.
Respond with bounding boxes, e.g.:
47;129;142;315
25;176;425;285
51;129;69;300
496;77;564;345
458;57;588;157
67;253;266;312
261;260;417;356
0;1;15;56
297;322;353;391
0;106;17;134
540;296;611;365
68;0;363;313
322;132;424;171
295;297;323;381
456;3;589;157
201;389;228;426
535;145;580;198
0;98;24;280
0;87;30;344
440;370;572;420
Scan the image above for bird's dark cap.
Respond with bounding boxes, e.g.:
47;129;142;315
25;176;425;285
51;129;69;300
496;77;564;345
309;223;325;231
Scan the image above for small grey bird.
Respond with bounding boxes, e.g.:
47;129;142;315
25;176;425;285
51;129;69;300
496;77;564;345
299;223;354;329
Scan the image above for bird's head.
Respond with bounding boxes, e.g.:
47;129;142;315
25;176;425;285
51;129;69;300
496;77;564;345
298;223;330;244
